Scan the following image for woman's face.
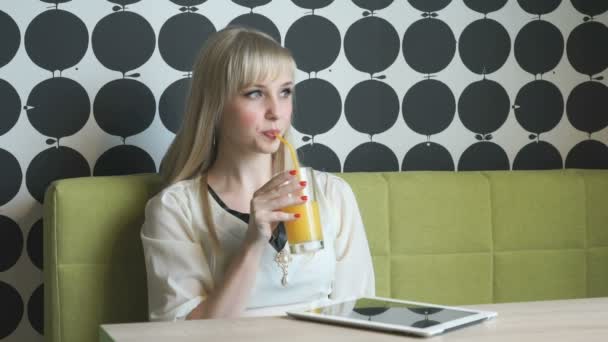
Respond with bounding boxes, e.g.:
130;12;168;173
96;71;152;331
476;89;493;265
218;70;294;155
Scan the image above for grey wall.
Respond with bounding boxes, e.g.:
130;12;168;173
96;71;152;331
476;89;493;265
0;0;607;341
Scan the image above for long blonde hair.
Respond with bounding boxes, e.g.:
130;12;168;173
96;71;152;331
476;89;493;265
160;26;298;253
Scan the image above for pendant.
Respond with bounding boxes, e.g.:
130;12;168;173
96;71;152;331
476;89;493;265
274;249;292;287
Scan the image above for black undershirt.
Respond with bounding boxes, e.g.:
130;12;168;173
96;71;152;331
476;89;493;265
207;185;287;252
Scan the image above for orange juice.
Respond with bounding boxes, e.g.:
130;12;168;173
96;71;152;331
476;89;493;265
275;133;324;253
283;200;323;244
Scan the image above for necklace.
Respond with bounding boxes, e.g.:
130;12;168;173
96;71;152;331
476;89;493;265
274;247;292;287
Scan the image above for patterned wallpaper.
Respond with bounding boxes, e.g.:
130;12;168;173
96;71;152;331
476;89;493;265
0;0;607;340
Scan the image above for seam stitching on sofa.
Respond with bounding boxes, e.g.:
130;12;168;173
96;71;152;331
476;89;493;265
481;171;495;304
492;247;586;254
391;251;496;257
580;169;589;297
387;247;591;257
54;185;62;342
381;173;391;297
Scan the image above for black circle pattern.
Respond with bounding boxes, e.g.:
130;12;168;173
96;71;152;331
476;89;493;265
26;77;90;140
292;0;334;10
570;0;608;18
514;141;563;170
459;18;511;75
93;78;155;139
408;0;451;13
566;140;608;169
285;15;340;74
515;80;564;135
354;0;395;12
403;79;455;136
345;80;399;136
459;79;509;135
159;77;192;134
402;18;456;75
564;3;608;170
402;142;455;171
515;20;564;76
26;146;90;204
0;3;607;340
0;148;22;206
28;284;43;335
344;142;399;172
344;16;400;75
92;10;155;74
159;12;216;72
28;220;44;270
567;81;608;134
517;0;561;15
458;142;510;171
297;143;341;172
0;10;20;69
566;21;608;77
293;78;341;136
0;216;23;272
0;79;21;136
0;280;23;339
93;144;156;176
25;9;88;73
464;0;507;14
229;13;281;44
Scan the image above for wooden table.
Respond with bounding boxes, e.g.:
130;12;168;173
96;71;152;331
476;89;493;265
100;297;608;341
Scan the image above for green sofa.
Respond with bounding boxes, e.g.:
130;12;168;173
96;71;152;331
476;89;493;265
44;169;608;342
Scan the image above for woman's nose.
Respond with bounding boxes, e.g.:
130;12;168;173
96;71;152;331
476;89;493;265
265;97;280;120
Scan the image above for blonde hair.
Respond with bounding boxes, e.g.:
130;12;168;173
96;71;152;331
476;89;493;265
160;26;298;254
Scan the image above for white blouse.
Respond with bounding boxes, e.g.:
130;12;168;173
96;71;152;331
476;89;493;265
141;170;375;321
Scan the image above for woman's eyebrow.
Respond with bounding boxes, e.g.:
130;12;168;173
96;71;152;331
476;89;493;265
250;81;294;88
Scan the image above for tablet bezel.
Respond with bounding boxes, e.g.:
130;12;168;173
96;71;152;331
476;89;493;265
286;296;498;337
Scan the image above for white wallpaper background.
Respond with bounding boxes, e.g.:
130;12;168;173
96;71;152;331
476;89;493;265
0;0;607;341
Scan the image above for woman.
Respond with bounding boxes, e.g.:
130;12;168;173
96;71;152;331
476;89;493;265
141;26;375;321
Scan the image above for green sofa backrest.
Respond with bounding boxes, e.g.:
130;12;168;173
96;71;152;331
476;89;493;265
44;170;608;342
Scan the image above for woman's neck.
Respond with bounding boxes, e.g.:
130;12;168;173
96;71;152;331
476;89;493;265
207;148;274;197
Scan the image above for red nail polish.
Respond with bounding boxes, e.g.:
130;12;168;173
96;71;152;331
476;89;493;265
299;181;307;187
289;170;297;176
301;195;308;201
294;213;301;218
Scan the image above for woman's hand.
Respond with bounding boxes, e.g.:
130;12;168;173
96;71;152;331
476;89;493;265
246;170;307;244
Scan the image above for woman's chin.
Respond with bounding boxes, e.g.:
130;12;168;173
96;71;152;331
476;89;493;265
264;144;281;154
253;139;280;154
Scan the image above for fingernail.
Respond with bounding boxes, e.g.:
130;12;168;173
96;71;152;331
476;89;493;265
294;213;301;218
289;170;297;176
301;195;308;201
299;181;307;187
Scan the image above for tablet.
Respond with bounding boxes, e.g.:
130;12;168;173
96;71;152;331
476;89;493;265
286;296;497;337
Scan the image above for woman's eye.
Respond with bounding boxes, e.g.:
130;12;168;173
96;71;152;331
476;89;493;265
281;88;293;97
245;90;262;99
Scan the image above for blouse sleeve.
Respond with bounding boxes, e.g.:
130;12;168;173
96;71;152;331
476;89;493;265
140;187;213;321
327;176;376;301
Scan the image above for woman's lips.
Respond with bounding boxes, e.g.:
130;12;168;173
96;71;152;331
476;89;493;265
263;130;280;139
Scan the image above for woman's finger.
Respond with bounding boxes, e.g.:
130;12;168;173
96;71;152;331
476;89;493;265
255;169;297;196
264;178;306;201
261;211;300;223
262;193;307;212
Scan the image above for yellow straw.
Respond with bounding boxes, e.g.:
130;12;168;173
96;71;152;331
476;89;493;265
275;133;301;175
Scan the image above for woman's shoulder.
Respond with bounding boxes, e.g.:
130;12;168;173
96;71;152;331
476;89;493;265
311;169;354;198
146;176;201;212
142;177;202;240
162;176;201;195
312;169;348;185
